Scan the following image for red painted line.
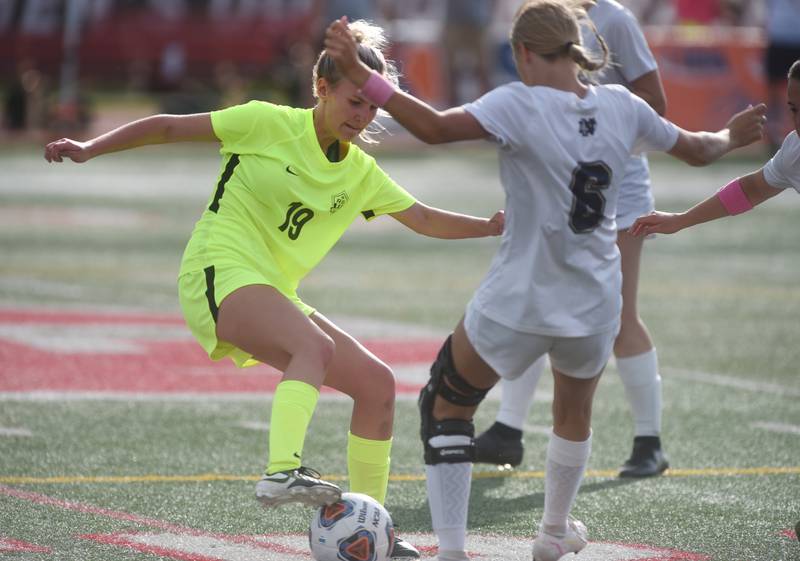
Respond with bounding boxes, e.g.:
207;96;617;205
780;528;797;540
0;308;185;325
81;533;230;561
0;485;309;556
0;536;52;553
0;308;440;393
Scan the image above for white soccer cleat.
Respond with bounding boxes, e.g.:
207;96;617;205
255;466;341;508
532;517;588;561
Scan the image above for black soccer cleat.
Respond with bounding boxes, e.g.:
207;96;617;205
618;436;669;478
390;534;420;559
473;421;524;467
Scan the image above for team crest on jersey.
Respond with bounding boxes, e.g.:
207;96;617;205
579;118;597;137
330;191;349;213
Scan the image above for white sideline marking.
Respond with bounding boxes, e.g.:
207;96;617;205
237;421;270;432
665;368;800;397
751;421;800;435
0;427;32;437
522;424;552;436
0;323;193;353
88;531;705;561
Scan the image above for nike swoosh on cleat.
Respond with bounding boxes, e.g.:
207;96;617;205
286;165;299;176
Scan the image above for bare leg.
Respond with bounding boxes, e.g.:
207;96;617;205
614;231;668;477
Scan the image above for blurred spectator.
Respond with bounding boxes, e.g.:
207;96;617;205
3;58;46;133
214;61;250;109
442;0;494;105
764;0;800;150
719;0;764;25
315;0;384;25
623;0;675;25
674;0;720;25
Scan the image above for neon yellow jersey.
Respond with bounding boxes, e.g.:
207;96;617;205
179;101;416;291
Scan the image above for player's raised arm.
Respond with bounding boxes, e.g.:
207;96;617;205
324;17;488;144
390;202;504;239
630;169;783;236
666;104;767;167
44;113;216;163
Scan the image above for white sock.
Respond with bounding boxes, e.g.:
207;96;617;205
425;434;472;553
541;431;592;537
616;348;662;436
496;357;547;430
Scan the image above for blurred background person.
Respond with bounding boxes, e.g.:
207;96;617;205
764;0;800;151
442;0;495;106
3;57;46;135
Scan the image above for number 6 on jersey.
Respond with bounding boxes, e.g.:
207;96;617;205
568;161;612;234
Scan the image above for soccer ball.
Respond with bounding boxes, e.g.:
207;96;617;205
308;492;394;561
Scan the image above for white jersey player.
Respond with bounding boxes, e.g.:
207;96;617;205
475;0;672;479
632;59;800;236
324;1;766;560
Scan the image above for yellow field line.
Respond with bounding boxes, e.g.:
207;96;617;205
1;466;798;485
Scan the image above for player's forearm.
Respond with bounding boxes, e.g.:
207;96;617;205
86;115;210;159
674;195;730;231
674;172;775;230
383;91;453;145
685;130;732;166
415;207;495;239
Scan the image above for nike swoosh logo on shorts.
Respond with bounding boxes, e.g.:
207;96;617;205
286;165;298;176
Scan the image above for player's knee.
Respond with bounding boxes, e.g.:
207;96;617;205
304;331;336;370
354;359;395;406
418;336;490;465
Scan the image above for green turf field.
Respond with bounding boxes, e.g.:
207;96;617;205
1;144;798;560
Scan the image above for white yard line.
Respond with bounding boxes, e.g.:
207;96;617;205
751;421;800;435
664;368;800;397
0;427;33;437
236;421;270;432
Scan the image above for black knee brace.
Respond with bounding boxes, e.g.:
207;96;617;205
418;336;490;465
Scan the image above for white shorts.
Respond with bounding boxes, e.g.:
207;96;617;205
617;181;654;230
464;304;619;380
616;158;654;231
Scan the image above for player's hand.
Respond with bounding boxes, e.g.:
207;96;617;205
629;211;684;237
487;210;504;236
44;138;93;163
726;103;767;149
324;17;364;84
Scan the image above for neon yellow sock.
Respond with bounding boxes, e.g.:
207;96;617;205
265;380;320;474
347;431;392;505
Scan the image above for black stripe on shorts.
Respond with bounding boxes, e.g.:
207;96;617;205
204;266;219;323
209;154;240;213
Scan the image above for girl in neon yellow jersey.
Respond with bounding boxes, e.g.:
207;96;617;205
44;21;503;560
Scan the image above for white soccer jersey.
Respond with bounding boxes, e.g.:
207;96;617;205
464;83;679;336
586;0;661;222
586;0;658;89
763;131;800;194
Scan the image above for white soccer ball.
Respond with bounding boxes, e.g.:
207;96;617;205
309;492;394;561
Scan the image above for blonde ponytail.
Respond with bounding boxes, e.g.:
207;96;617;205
511;0;609;73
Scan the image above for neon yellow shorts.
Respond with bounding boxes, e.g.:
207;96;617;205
178;265;315;368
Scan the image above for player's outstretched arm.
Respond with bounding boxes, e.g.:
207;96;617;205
390;203;504;239
44;113;216;163
630;169;783;236
324;17;487;144
667;104;767;166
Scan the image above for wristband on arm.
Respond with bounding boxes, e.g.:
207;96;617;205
358;70;396;107
716;178;753;215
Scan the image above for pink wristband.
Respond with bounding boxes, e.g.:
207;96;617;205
716;178;753;215
358;70;396;107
